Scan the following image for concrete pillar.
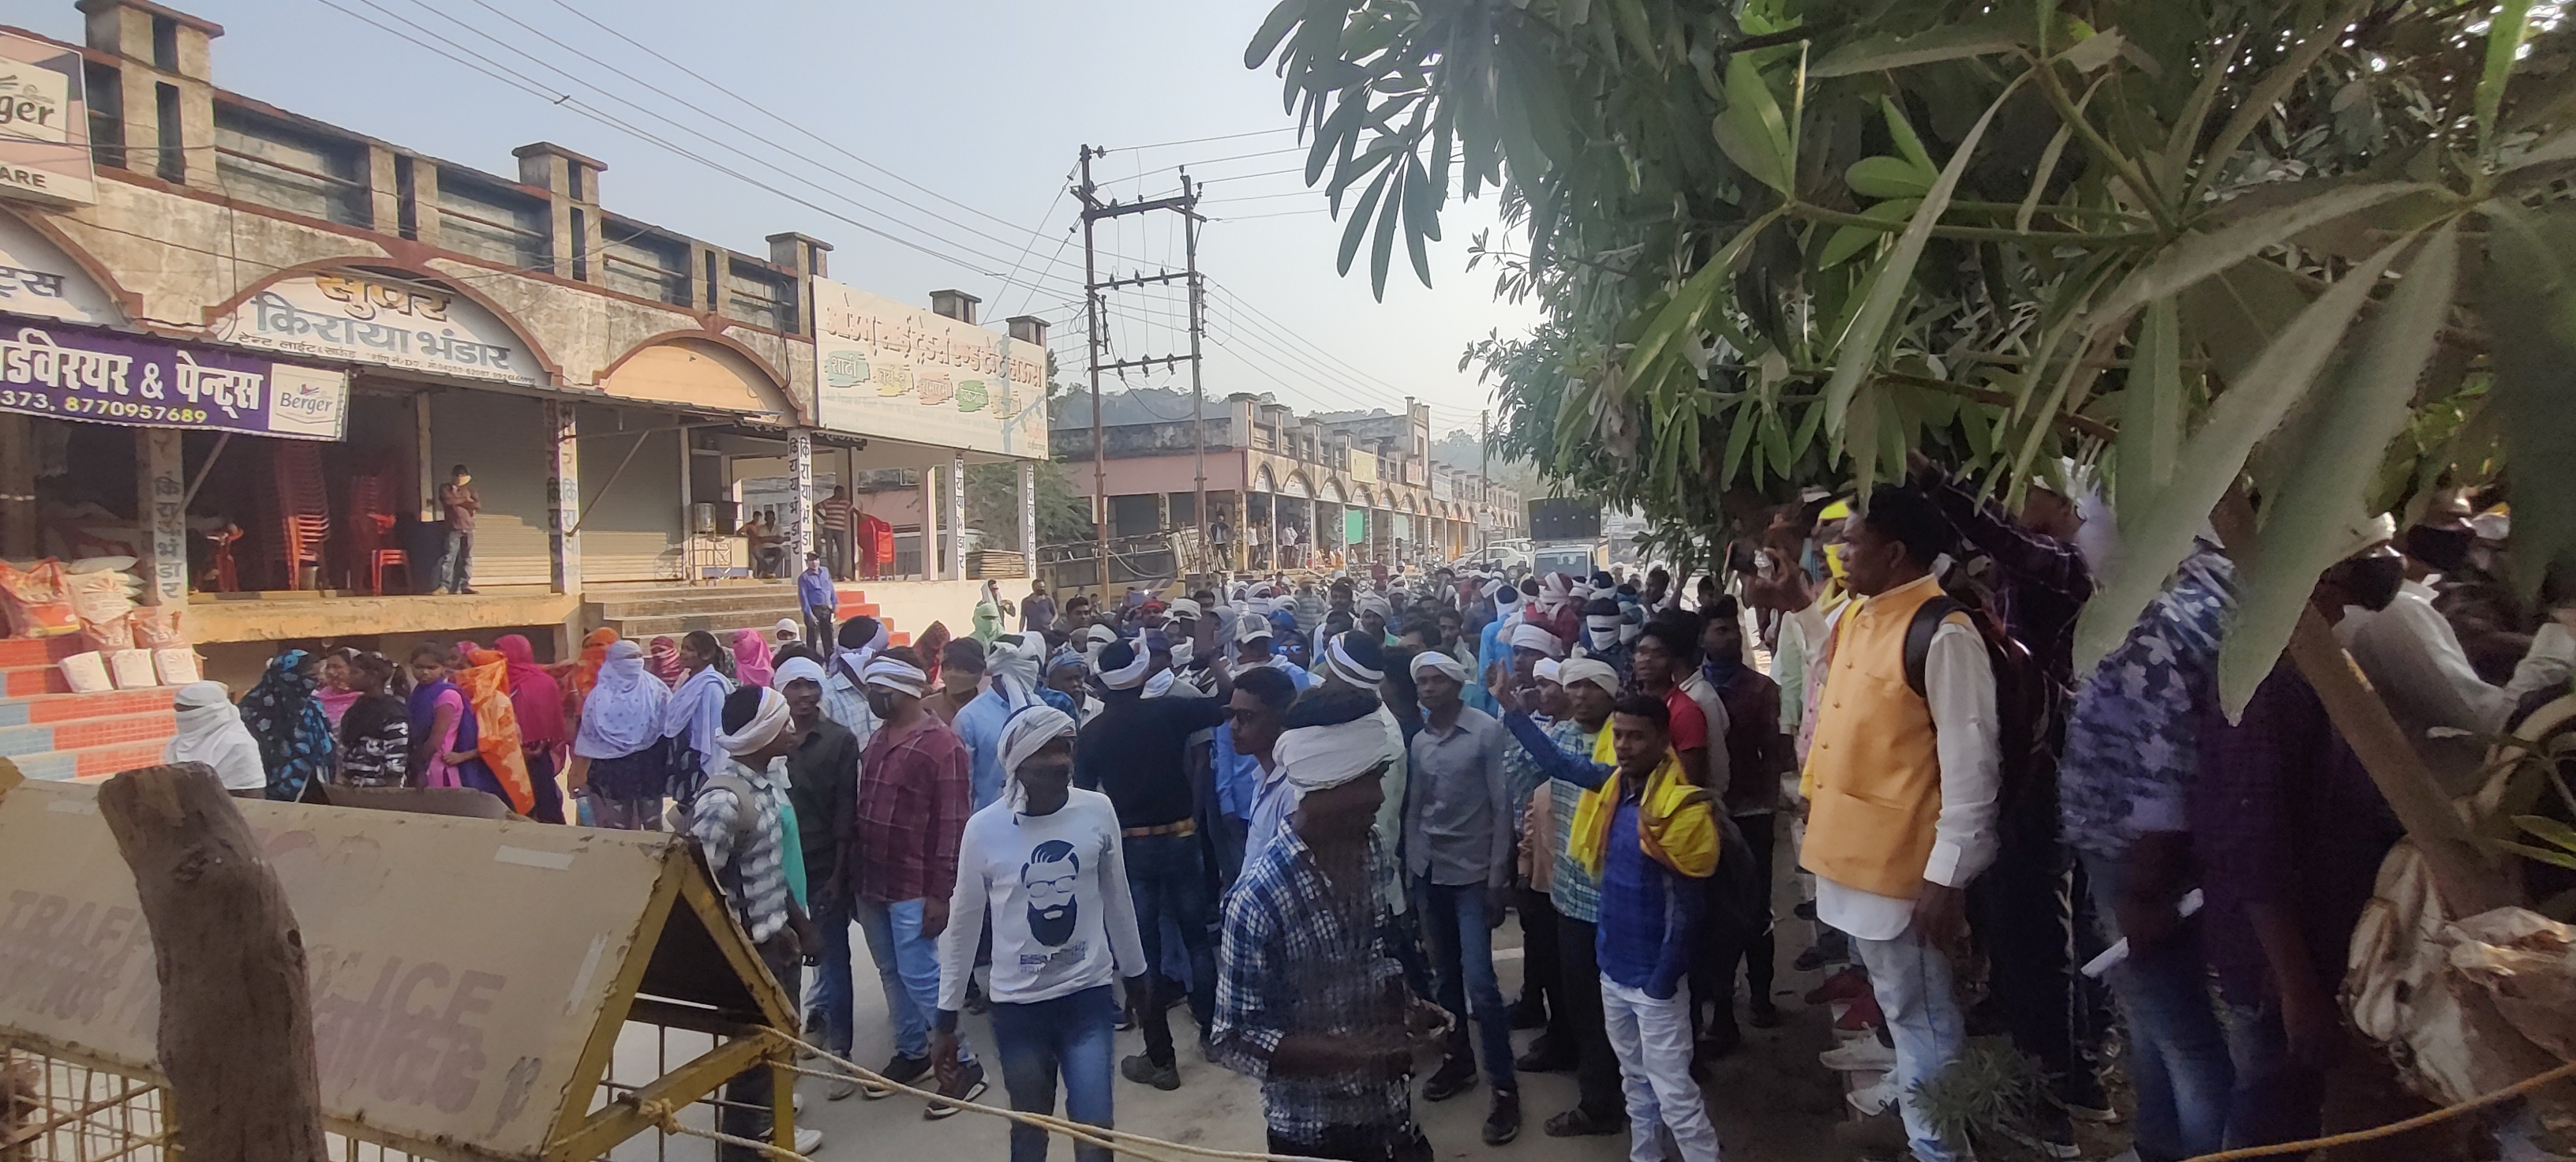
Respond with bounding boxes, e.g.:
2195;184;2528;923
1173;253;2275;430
1017;461;1036;557
919;466;938;580
949;452;968;580
546;401;580;595
0;414;32;559
789;429;814;570
414;393;436;522
137;429;187;607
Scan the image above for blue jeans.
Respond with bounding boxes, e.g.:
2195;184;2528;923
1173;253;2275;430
2221;996;2323;1151
990;985;1120;1162
440;528;472;591
1122;833;1215;1029
803;895;855;1056
2080;850;2233;1162
1412;878;1516;1089
854;897;973;1065
1853;924;1968;1162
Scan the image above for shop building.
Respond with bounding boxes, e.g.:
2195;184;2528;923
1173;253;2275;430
0;1;1042;728
1053;389;1521;573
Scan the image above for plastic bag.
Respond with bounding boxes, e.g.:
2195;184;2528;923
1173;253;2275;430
63;567;133;625
0;559;78;638
2447;908;2576;1065
57;650;111;693
131;607;187;648
81;613;133;651
104;647;156;689
153;647;200;685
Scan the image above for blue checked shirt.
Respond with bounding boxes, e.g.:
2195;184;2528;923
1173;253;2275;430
1211;828;1413;1140
1535;719;1604;923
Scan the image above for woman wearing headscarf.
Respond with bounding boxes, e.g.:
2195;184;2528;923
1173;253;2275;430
335;651;410;789
240;648;335;802
458;645;544;819
408;642;505;804
570;627;619;708
572;639;671;829
163;680;267;796
496;634;571;823
661;630;736;806
731;627;776;688
645;635;685;686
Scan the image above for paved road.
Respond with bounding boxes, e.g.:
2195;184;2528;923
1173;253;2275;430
605;904;1853;1162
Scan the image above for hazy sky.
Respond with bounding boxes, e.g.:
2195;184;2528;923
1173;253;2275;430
14;0;1539;440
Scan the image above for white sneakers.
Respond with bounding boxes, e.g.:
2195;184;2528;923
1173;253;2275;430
1846;1078;1896;1117
1819;1039;1897;1072
795;1126;824;1155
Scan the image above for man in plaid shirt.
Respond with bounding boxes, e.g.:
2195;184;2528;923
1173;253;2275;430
1211;688;1447;1162
844;647;987;1116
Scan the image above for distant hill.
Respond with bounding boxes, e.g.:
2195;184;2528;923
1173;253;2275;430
1432;428;1542;495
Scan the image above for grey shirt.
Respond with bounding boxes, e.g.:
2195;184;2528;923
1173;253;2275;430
1403;705;1512;888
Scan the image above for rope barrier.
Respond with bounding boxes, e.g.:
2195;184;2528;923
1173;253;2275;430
2177;1059;2576;1162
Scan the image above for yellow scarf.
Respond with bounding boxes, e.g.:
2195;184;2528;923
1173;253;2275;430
1566;728;1720;879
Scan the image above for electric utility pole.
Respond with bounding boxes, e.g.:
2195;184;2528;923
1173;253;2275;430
1073;145;1204;598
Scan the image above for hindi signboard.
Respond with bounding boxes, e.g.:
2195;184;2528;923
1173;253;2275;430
214;270;545;388
0;34;95;207
811;277;1047;459
0;320;347;440
0;208;118;325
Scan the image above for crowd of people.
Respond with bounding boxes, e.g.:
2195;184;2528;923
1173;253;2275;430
148;459;2571;1162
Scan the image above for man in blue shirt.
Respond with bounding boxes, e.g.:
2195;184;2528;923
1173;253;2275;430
1501;690;1720;1162
1211;666;1297;888
799;553;838;650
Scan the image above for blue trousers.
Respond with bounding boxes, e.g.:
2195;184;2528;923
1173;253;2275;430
2080;851;2233;1161
990;985;1120;1162
1412;879;1516;1089
1122;833;1216;1029
440;528;472;591
803;895;854;1056
855;897;975;1065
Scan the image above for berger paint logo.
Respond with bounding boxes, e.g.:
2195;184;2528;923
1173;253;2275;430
266;364;350;440
0;66;69;144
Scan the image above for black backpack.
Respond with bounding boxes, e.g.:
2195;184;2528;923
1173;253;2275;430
1900;594;2053;845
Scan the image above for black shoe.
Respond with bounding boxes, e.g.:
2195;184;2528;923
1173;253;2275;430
1121;1053;1180;1091
924;1060;987;1120
1483;1089;1522;1145
2058;1069;2117;1123
1421;1057;1477;1102
1543;1107;1625;1137
964;979;990;1016
1509;998;1548;1030
1793;944;1833;972
1697;1022;1742;1063
1747;997;1782;1029
862;1052;930;1100
1512;1044;1574;1074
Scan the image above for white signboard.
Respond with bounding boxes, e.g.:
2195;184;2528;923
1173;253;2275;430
0;35;95;206
811;277;1046;459
0;208;118;325
214;270;544;387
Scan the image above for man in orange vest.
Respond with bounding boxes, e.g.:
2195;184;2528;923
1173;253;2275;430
1799;485;2000;1162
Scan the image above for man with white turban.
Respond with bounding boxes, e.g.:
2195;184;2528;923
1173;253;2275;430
1403;647;1524;1138
702;683;828;1157
934;704;1151;1162
848;649;987;1112
1311;632;1413;921
1211;684;1447;1161
1072;637;1234;1088
957;632;1054;811
774;654;867;1078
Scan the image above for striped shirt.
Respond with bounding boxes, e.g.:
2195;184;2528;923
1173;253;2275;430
690;771;790;943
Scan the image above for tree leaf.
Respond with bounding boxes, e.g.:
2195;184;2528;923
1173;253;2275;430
1245;0;1307;68
1627;212;1780;383
2057;28;2125;73
1370;162;1403;299
1721;400;1758;485
1847;156;1934;199
1713;57;1794;195
1337;164;1393;276
1822;74;2024;436
1810;13;2027;77
2518;813;2576;854
1819;198;1918;266
1402;153;1437;287
2480;0;2537;152
2114;297;2183;519
2091;182;2437;330
1880;96;1935;173
2192;0;2369;201
2483;201;2576;594
2218;223;2459;718
2072;230;2416;674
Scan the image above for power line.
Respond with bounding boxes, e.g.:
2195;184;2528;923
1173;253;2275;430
1103;127;1296;152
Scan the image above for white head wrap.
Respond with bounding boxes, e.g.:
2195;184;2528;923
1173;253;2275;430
1099;633;1154;690
1509;622;1565;659
773;618;799;643
1235;611;1275;643
1618;620;1642;645
989;633;1046;710
1356;594;1393;620
716;685;792;756
1167;598;1202;621
1538;573;1574;612
773;655;827;690
1409;649;1467;683
862;655;929;698
1144;669;1178;698
1558;658;1620;696
1275;718;1397;795
1324;634;1384;686
1533;658;1563;684
998;704;1077;785
1169;638;1194;668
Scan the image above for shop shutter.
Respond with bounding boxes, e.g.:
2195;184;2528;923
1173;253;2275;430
573;406;684;582
429;391;551;587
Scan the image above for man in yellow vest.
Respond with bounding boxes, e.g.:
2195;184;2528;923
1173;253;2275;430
1801;485;2000;1162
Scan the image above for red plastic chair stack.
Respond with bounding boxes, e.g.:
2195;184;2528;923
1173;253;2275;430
272;441;331;590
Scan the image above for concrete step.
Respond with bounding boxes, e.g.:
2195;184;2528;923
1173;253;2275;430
0;687;177;727
587;583;807;620
0;709;177;759
12;738;178;782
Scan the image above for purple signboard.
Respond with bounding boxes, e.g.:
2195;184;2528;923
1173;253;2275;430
0;318;348;440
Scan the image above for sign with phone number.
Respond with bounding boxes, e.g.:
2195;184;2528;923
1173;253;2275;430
0;317;347;440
